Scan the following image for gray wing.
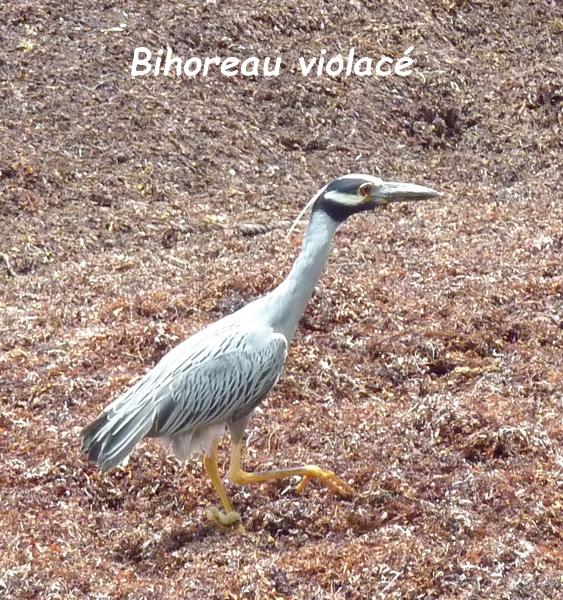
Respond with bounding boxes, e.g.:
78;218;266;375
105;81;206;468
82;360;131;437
149;326;288;437
82;322;287;471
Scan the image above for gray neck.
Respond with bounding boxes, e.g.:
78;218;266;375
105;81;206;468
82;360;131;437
265;209;338;340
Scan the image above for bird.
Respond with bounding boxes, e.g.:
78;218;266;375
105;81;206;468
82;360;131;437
82;174;439;527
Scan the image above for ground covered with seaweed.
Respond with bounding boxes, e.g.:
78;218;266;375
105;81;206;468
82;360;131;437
1;1;562;598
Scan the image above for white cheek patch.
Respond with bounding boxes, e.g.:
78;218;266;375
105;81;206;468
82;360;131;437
323;190;364;206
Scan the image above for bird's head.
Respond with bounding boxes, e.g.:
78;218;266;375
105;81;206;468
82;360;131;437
313;174;440;222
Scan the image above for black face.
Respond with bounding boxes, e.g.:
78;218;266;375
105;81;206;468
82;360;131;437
312;177;378;223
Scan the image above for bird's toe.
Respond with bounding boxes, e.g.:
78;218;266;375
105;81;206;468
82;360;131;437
206;506;245;532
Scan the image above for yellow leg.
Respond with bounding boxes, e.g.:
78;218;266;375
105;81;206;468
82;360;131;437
203;441;244;531
228;441;353;496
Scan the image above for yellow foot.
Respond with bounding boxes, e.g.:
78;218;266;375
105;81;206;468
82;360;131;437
206;507;245;532
294;467;353;497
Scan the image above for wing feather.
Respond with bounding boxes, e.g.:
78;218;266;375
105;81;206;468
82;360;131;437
150;328;287;437
82;321;287;470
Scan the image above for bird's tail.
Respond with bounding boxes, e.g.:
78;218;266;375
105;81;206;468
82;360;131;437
81;398;155;472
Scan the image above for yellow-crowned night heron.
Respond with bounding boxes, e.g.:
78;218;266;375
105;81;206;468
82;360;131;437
82;174;439;527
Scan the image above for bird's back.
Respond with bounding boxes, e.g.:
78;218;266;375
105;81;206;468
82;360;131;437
82;314;288;470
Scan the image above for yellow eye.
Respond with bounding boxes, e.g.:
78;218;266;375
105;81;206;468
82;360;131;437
358;183;373;199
